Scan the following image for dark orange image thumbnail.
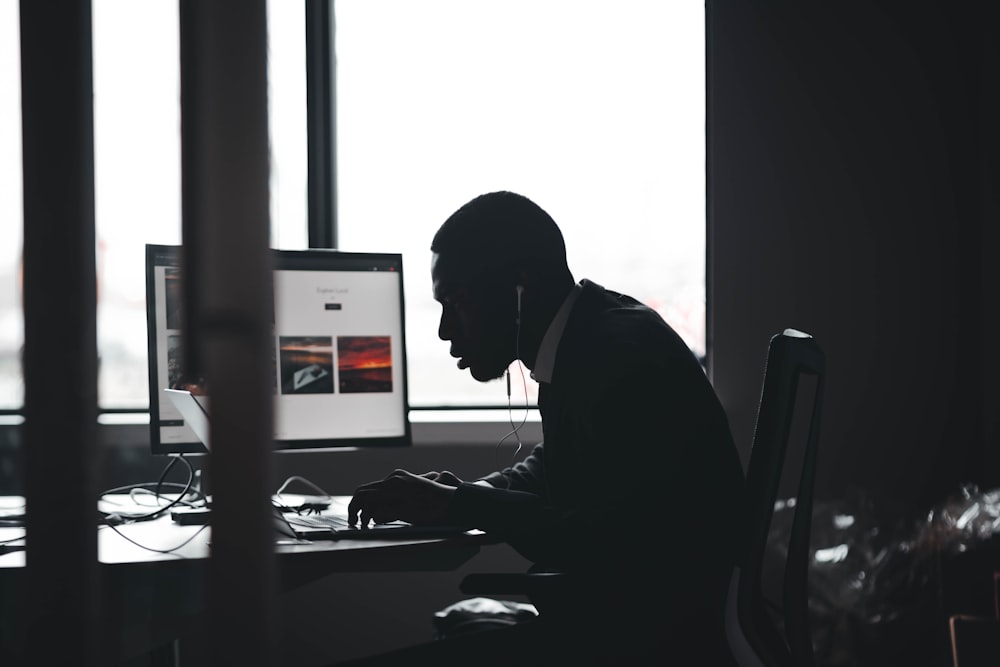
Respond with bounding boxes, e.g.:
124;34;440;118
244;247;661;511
337;336;392;393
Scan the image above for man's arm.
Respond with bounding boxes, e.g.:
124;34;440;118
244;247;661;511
348;470;457;526
345;443;545;527
442;367;742;574
476;442;545;492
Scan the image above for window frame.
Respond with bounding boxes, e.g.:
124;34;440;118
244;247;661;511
3;1;710;425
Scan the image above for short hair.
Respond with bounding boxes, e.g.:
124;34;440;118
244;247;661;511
431;191;569;281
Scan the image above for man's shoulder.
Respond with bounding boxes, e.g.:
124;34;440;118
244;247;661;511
550;280;717;398
569;280;686;358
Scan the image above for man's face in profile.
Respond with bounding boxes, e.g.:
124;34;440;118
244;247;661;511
431;252;517;383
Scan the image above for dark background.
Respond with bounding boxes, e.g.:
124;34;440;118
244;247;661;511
709;0;998;514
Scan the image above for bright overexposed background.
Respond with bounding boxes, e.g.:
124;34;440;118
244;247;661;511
0;0;704;411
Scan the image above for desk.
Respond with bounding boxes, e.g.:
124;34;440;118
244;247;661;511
0;495;491;664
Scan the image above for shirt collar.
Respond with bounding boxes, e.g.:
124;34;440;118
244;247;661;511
530;282;583;383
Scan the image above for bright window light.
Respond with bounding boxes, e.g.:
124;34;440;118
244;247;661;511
88;1;306;409
335;1;706;407
0;1;703;414
0;1;23;410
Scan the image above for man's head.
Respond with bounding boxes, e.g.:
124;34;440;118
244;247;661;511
431;191;574;382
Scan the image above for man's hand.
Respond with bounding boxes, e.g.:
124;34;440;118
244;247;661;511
419;470;464;487
348;469;459;527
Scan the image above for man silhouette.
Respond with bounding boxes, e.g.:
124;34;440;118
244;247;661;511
346;191;744;665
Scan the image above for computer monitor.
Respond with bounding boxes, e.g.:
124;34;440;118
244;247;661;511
145;244;412;455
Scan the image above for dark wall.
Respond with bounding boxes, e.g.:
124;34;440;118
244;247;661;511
708;1;998;519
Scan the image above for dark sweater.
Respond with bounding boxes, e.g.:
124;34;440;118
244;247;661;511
446;280;744;620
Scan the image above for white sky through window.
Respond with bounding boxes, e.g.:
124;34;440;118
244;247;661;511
0;1;704;411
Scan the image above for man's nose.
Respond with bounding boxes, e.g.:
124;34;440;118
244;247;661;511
438;309;452;341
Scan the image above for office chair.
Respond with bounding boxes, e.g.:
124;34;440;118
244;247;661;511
724;328;825;667
460;329;825;665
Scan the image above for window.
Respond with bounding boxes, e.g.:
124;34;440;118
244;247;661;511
0;1;307;412
91;0;183;409
0;1;22;411
91;0;306;409
2;1;704;415
335;0;706;407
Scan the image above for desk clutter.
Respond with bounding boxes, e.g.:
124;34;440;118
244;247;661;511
0;499;25;556
0;490;487;665
778;484;1000;667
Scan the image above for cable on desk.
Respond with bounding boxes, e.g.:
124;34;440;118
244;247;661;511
0;532;25;545
98;456;214;554
98;455;202;524
273;475;333;514
124;486;200;508
1;516;27;553
102;458;206;507
154;455;190;503
105;521;210;555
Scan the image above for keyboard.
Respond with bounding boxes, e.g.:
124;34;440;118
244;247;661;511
284;512;350;532
274;508;473;541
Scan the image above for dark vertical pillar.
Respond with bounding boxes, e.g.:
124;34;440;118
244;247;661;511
931;3;985;500
704;1;717;387
19;1;100;665
179;1;276;665
982;4;1000;488
306;0;337;249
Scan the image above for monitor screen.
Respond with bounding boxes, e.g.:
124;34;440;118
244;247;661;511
145;244;412;454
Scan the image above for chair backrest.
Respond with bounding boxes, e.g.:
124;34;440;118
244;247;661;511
725;328;826;667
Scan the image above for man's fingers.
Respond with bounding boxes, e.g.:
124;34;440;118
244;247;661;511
349;474;408;522
347;493;364;525
348;471;452;526
348;487;389;524
350;485;408;526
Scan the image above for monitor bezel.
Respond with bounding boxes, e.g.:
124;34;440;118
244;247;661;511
144;243;413;455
